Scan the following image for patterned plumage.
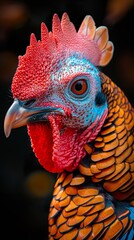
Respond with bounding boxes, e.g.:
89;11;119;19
80;73;134;204
49;73;134;239
4;13;134;239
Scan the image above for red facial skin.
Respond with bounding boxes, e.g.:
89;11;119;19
11;13;108;173
27;110;107;173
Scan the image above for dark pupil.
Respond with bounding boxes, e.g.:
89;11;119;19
75;82;83;91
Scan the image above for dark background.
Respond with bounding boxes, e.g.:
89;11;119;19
0;0;134;239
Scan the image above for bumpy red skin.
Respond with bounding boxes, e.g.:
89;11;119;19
11;13;101;101
11;13;107;173
9;12;134;240
27;110;107;173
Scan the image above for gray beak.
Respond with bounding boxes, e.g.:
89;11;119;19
4;99;64;138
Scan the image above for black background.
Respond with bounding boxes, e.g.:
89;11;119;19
0;0;134;239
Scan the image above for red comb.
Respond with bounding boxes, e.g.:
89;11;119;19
11;12;114;100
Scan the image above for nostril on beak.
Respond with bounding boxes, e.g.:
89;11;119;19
20;99;36;108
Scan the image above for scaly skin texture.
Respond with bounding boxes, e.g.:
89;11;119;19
4;13;134;240
80;73;134;204
49;173;132;240
48;73;134;239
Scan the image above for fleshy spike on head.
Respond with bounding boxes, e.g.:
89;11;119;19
11;12;114;100
30;33;37;46
52;13;62;37
78;15;114;66
78;15;96;40
41;22;49;43
53;12;113;66
94;27;108;50
18;12;114;68
99;41;114;66
61;12;76;35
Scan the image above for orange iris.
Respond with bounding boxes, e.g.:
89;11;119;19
71;79;88;95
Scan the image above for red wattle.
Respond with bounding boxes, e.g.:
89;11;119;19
27;109;108;173
27;122;59;173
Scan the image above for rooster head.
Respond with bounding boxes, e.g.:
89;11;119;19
4;13;114;173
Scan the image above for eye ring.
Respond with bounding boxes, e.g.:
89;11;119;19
69;76;89;98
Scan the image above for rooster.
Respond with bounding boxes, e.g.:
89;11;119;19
4;13;134;239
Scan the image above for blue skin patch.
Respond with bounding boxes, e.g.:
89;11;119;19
52;55;99;81
50;54;108;128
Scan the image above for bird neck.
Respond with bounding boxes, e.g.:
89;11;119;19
79;72;134;205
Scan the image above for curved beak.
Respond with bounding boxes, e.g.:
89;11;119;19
4;99;64;138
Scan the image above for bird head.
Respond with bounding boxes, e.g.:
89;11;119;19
4;13;114;173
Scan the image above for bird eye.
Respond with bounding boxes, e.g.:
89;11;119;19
71;78;88;96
